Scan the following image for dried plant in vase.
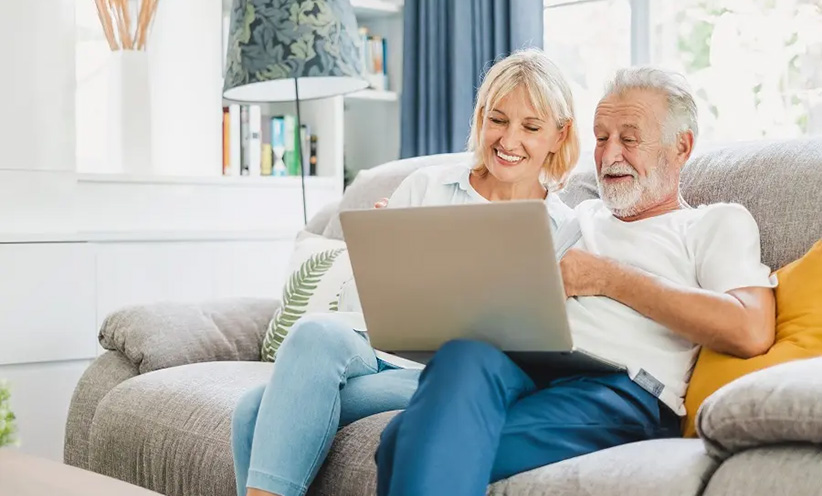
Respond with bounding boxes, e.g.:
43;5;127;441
95;0;160;173
94;0;160;51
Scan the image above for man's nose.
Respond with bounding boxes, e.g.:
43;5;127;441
601;139;623;166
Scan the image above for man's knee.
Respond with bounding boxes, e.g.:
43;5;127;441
427;339;509;379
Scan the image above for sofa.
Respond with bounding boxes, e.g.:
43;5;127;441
65;137;822;496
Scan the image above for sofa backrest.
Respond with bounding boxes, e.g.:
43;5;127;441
311;138;822;271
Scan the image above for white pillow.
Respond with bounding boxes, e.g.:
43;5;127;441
261;232;356;362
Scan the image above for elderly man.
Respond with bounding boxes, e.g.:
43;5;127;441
375;67;777;496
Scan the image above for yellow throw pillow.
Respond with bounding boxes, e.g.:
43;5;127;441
682;239;822;437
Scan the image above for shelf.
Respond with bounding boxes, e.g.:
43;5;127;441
351;0;403;19
346;89;399;102
76;173;338;188
0;229;297;244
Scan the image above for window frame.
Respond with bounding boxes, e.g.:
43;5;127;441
544;0;651;65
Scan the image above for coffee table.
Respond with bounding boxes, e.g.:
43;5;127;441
0;449;163;495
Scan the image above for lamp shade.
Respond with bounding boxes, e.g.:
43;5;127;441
223;0;369;102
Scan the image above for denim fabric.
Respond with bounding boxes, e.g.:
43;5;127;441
232;316;420;496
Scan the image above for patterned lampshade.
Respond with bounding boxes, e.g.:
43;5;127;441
223;0;368;102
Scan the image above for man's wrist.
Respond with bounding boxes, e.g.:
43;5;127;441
599;258;630;298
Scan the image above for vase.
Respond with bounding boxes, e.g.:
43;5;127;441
106;50;152;175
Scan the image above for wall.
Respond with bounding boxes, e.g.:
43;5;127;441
0;0;332;463
0;0;75;173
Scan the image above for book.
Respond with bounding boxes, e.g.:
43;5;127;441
222;107;230;175
261;143;273;176
240;106;249;175
270;116;287;177
282;114;300;176
309;134;318;176
248;105;262;176
300;124;310;177
227;104;241;176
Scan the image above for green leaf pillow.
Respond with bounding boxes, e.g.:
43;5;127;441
261;232;355;362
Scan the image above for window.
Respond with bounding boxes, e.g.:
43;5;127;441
545;0;822;152
544;0;631;156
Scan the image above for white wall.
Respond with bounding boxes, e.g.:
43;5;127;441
0;0;75;172
0;0;335;464
149;0;224;176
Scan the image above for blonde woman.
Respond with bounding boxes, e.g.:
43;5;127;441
231;48;580;496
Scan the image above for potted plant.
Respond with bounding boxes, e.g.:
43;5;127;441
0;381;17;448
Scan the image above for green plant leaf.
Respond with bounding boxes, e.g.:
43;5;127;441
260;248;346;362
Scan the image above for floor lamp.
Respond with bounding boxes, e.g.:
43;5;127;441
223;0;368;224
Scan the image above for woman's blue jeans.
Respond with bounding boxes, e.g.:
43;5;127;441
231;315;421;496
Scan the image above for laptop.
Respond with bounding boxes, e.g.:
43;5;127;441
339;201;625;375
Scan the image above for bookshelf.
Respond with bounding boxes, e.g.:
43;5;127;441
352;0;403;18
343;0;404;182
220;0;404;191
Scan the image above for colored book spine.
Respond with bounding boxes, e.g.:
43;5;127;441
270;116;287;177
227;104;241;176
222;107;230;175
240;106;249;175
248;105;262;176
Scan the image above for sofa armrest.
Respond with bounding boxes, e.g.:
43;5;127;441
64;351;139;469
696;357;822;460
99;297;280;375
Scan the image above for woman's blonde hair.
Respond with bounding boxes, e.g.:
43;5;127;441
467;48;580;190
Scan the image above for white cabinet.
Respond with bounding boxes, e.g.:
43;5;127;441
94;239;292;331
0;244;96;366
0;360;92;462
0;234;295;461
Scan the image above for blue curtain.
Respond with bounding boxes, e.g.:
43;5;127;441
400;0;544;158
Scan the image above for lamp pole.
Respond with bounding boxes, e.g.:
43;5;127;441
294;76;308;225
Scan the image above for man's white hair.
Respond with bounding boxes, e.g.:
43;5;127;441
603;67;698;145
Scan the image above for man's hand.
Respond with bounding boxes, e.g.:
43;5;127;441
374;198;389;209
559;248;616;298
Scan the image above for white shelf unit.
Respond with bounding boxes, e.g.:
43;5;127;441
352;0;403;19
344;0;404;181
219;0;404;191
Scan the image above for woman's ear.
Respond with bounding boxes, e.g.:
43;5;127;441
550;121;570;153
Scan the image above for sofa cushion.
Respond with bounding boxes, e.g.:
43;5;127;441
309;411;717;496
322;152;473;240
558;138;822;272
305;200;341;236
683;239;822;437
99;298;278;374
701;445;822;496
261;232;352;361
88;361;273;496
696;357;822;460
680;137;822;271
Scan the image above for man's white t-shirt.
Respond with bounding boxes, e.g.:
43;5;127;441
568;199;777;415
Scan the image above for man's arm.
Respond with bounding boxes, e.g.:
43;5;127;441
560;249;776;358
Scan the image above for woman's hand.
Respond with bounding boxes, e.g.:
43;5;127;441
559;248;617;298
374;198;389;209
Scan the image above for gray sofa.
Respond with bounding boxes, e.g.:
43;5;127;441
65;137;822;496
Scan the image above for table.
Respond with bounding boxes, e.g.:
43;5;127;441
0;449;162;496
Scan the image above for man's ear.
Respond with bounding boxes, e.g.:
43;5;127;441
676;130;695;165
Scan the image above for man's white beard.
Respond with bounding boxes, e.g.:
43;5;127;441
596;155;674;218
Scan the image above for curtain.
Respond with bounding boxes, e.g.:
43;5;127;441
400;0;544;158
